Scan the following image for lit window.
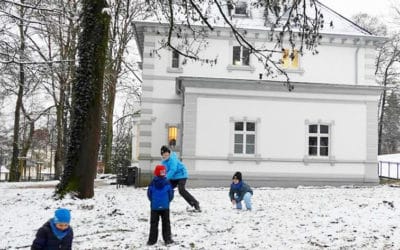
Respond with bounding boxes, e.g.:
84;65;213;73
172;50;179;68
168;126;178;148
232;46;250;66
308;124;329;157
234;122;255;154
282;49;299;69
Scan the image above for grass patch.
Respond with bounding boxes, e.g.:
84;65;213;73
379;177;400;185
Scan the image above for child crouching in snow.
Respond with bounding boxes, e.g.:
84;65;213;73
31;208;73;250
147;165;174;246
229;171;253;211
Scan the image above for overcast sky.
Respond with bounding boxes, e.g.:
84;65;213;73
319;0;396;18
319;0;398;32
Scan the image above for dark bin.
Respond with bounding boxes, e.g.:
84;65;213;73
126;166;138;186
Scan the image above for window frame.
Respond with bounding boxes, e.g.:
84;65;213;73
234;121;256;155
233;0;249;16
171;50;180;68
282;48;300;69
229;117;261;158
167;50;183;73
306;123;331;158
232;45;250;66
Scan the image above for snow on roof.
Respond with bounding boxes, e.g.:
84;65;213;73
135;0;380;38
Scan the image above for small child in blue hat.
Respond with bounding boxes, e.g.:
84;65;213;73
32;208;73;250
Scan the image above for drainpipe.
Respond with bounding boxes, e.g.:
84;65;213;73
176;79;185;157
354;46;360;85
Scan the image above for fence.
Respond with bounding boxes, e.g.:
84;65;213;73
0;172;56;182
378;161;400;180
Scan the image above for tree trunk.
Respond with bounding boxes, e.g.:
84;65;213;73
9;1;26;182
104;74;116;174
378;89;387;155
54;98;64;179
19;121;35;180
9;79;23;182
56;0;110;199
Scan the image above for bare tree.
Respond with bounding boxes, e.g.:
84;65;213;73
375;34;400;154
55;0;110;199
351;13;400;154
0;0;78;181
381;91;400;154
144;0;324;89
0;0;39;181
25;0;79;179
101;0;145;174
352;13;387;36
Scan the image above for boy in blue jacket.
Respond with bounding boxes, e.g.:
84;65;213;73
31;208;73;250
160;145;201;212
229;171;253;211
147;165;174;245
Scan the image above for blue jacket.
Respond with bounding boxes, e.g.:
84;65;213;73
229;181;253;201
161;152;188;180
31;220;73;250
147;176;174;210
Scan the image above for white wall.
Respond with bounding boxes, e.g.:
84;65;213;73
150;103;181;156
195;95;367;160
149;36;377;86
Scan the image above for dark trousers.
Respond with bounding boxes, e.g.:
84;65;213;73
148;209;171;243
170;179;199;207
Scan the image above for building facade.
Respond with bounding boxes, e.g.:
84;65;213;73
133;2;383;187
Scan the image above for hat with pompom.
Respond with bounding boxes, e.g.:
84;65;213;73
154;165;166;177
53;208;71;224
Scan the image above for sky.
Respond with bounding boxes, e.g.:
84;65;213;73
319;0;398;31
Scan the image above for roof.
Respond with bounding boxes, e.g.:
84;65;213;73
134;0;382;38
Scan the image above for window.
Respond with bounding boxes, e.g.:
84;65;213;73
282;49;299;69
234;121;255;154
308;124;329;157
232;46;250;66
168;126;178;148
172;50;179;68
234;1;248;15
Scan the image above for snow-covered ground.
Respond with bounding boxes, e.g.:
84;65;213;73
1;180;400;249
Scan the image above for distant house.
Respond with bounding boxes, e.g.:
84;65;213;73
0;165;9;181
133;1;383;187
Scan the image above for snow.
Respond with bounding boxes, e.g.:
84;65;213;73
137;0;381;38
378;153;400;162
378;154;400;179
1;180;400;249
0;166;9;173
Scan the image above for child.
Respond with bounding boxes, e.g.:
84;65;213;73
147;165;174;245
32;208;73;250
160;145;201;212
229;171;253;211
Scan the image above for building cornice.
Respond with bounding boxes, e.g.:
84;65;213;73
133;21;385;48
176;76;382;96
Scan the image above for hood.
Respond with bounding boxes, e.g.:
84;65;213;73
152;176;169;189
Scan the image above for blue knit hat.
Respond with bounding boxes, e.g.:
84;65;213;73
53;208;71;224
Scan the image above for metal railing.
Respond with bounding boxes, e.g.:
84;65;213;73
378;161;400;180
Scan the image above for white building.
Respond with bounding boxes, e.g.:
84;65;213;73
133;1;383;187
